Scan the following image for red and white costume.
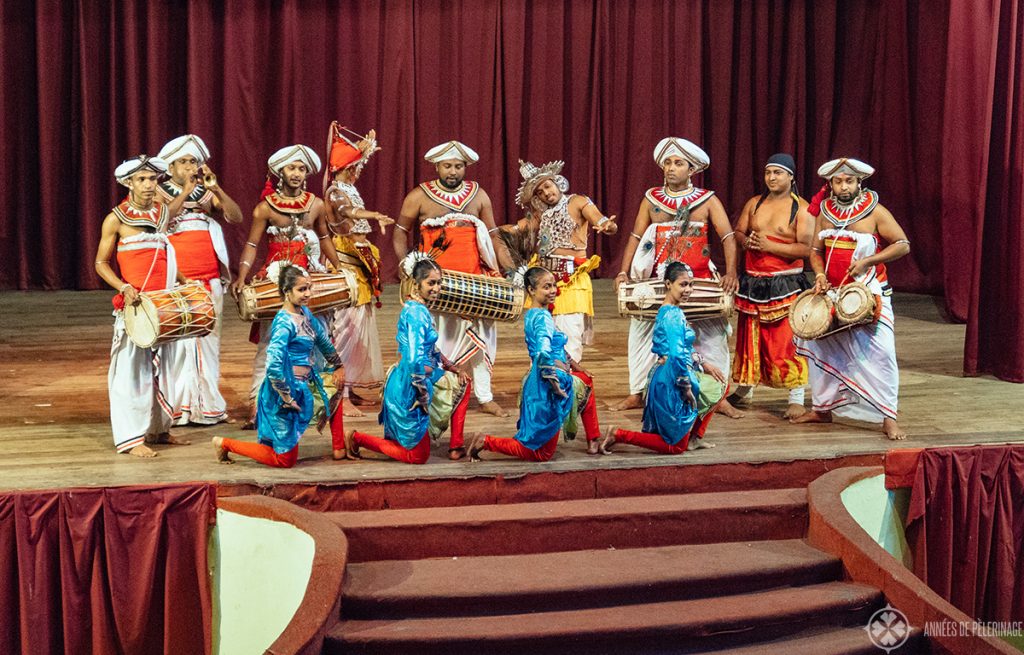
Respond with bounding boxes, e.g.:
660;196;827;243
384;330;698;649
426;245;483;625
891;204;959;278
106;195;179;452
627;184;730;394
416;141;500;404
156;135;230;424
795;185;899;423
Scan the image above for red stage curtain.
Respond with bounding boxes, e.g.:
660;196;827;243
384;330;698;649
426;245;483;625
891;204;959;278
905;445;1024;624
0;483;215;655
0;0;1021;380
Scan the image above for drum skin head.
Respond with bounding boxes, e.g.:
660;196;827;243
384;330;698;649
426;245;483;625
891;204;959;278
789;289;833;339
835;282;874;325
123;296;160;348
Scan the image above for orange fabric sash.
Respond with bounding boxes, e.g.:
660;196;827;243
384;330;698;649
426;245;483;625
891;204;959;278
168;231;220;281
420;225;483;274
116;244;168;292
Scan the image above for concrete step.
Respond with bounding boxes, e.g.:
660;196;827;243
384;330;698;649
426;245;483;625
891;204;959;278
342;539;841;619
325;581;882;655
329;488;808;562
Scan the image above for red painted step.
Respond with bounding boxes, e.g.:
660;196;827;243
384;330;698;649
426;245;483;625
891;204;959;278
329;488;808;562
342;539;842;619
709;625;925;654
325;581;882;655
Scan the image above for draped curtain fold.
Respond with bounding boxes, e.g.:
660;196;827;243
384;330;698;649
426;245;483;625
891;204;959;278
0;0;1020;380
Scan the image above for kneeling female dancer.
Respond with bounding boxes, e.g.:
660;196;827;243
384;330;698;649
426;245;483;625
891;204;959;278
602;261;727;454
213;264;344;467
469;266;601;462
337;258;471;464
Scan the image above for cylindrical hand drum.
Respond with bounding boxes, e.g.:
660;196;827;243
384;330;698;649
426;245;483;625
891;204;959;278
123;282;216;348
237;270;358;322
399;269;525;322
618;277;733;322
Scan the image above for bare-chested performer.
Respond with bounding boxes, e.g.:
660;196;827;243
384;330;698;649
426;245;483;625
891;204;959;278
791;158;910;440
230;145;341;428
503;159;617;363
323;122;393;417
156;134;243;426
95;155;188;457
613;138;741;416
394;140;510;432
729;153;814;418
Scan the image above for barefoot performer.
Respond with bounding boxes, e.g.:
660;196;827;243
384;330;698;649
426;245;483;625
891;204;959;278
729;153;814;418
337;257;472;464
792;158;910;440
394;141;509;419
157;134;243;426
95;155;186;456
468;267;602;462
213;264;344;467
231;145;340;427
613;138;741;416
601;262;727;455
323;122;393;417
504;159;617;362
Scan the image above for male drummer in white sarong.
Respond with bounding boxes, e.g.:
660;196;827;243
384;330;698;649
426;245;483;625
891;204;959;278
393;140;511;433
611;138;742;417
95;156;189;457
791;158;910;441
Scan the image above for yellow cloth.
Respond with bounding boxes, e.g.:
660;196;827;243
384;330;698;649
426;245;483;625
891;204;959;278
332;235;379;307
524;254;600;316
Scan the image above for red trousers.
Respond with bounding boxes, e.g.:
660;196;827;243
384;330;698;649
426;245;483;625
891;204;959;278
483;433;560;462
350;379;472;464
353;430;432;464
481;371;600;461
614;401;719;454
221;438;299;468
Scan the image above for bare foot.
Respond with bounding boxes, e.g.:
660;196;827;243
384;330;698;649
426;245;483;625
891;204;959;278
350;394;379;407
716;398;745;419
790;410;833;424
783;403;808;420
341;398;364;418
599;425;617;455
127;444;158;458
342;430;361;459
586;438;601;455
468;432;487;461
151;432;191;446
241;418;256;431
211;437;233;464
726;392;752;407
448;446;467;460
610;394;644;412
688;438;716;450
883;417;907;441
479;401;510;418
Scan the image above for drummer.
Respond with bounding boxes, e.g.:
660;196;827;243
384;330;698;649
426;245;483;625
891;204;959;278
729;153;814;418
230;145;342;429
394;140;510;446
156;134;243;426
611;138;740;416
792;158;910;440
501;159;617;363
94;155;188;457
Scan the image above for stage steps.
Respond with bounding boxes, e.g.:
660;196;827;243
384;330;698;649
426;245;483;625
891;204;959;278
322;489;925;654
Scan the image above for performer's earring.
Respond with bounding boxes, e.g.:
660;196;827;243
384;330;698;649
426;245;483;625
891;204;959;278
276;178;283;194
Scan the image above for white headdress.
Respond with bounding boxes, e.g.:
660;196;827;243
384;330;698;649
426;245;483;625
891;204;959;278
158;134;211;167
400;251;434;278
653;137;710;173
114;155;167;186
515;159;569;208
817;157;875;180
424;140;479;165
268;145;322;177
265;260;309;288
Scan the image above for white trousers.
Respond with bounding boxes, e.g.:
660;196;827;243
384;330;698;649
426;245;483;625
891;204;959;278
433;313;497;403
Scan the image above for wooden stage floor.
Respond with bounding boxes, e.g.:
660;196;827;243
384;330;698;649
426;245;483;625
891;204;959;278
1;280;1021;492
